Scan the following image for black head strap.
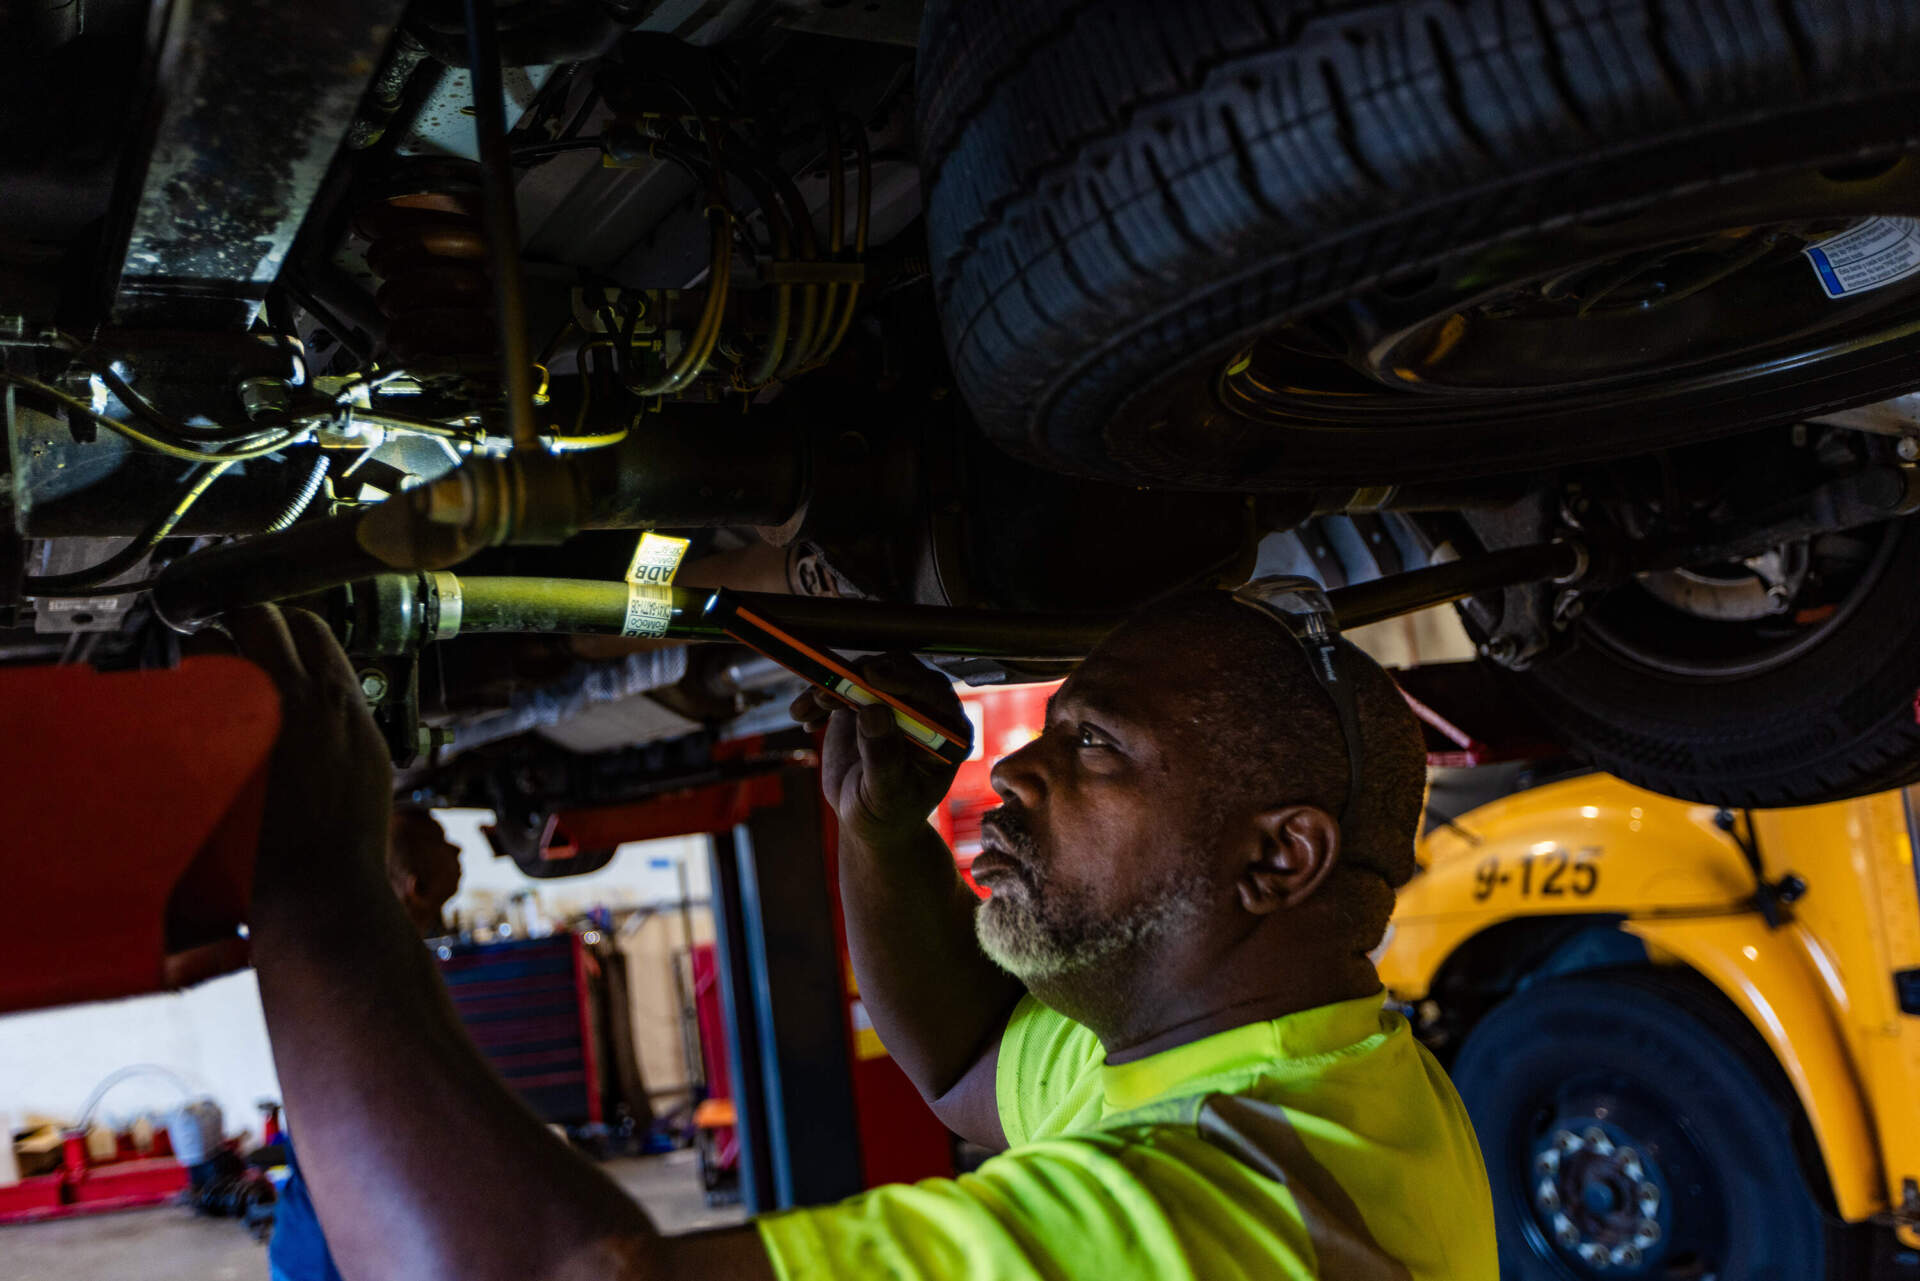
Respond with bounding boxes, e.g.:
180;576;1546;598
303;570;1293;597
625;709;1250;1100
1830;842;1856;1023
1230;575;1365;825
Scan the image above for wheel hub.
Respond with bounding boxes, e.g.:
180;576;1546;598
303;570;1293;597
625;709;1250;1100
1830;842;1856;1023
1530;1120;1670;1276
1637;542;1811;622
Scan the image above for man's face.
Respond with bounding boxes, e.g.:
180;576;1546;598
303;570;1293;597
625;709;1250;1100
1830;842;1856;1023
973;620;1240;983
395;813;463;910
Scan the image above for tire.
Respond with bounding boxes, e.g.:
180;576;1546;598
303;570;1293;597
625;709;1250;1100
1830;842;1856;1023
511;844;618;880
1450;969;1846;1281
480;814;620;879
919;0;1920;490
1504;513;1920;807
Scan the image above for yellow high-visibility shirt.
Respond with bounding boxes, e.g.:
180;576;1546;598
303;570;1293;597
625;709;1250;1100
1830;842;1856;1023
755;989;1497;1279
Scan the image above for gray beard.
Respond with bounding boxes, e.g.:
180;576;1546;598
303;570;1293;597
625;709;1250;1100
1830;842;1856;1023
973;865;1215;984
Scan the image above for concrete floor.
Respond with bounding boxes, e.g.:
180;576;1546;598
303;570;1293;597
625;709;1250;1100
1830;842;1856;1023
0;1150;744;1281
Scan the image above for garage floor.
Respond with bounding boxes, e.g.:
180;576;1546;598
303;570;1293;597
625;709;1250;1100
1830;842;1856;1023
0;1150;745;1281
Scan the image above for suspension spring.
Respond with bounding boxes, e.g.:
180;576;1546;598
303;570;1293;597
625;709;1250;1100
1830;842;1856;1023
352;161;497;373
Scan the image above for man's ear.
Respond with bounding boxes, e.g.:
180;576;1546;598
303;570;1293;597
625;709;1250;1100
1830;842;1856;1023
1236;806;1341;915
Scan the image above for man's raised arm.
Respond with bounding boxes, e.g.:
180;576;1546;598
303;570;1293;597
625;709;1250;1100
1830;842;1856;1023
235;606;773;1281
790;656;1024;1149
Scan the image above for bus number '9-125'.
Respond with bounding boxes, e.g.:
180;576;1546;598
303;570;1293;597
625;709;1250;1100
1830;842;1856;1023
1471;846;1600;901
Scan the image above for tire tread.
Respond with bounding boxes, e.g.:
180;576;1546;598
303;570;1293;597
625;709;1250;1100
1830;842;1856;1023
917;0;1920;483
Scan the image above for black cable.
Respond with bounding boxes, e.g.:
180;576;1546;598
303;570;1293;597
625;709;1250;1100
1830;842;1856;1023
89;361;257;444
24;461;235;597
462;0;538;450
0;373;296;462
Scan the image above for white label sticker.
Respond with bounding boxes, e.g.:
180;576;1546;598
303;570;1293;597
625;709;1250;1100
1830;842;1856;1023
626;532;689;587
621;583;675;636
1803;217;1920;299
45;597;127;612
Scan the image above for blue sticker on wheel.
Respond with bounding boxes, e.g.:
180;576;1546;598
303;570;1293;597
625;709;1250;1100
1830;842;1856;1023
1803;217;1920;299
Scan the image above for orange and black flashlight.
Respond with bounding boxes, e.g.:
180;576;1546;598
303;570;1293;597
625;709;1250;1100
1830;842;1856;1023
701;588;975;768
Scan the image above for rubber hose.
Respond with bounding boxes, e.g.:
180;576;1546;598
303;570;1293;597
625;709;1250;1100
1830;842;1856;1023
150;514;390;630
449;544;1581;657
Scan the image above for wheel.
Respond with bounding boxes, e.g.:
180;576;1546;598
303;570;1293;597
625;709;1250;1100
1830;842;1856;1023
1450;970;1846;1280
919;0;1920;490
511;844;618;880
480;813;620;879
1503;510;1920;807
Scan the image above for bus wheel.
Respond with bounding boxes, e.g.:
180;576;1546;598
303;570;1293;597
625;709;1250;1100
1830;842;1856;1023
1449;970;1843;1279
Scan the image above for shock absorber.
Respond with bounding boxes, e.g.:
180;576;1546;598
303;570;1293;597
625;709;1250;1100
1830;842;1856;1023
353;160;496;373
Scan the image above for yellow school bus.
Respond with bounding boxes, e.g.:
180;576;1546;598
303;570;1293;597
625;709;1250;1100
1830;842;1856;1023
1378;773;1920;1279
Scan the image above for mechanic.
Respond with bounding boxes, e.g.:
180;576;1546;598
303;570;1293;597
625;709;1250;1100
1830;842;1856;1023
267;807;463;1281
385;807;465;938
227;589;1494;1281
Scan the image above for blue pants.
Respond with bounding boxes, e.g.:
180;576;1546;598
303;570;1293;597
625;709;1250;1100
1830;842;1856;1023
267;1135;344;1281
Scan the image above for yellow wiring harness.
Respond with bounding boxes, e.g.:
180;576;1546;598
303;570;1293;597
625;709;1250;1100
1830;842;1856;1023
150;459;241;535
0;372;301;462
814;118;873;368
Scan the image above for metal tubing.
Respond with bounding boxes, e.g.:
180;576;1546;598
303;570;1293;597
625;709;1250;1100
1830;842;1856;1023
1330;541;1584;630
463;0;538;451
1645;464;1920;572
150;454;588;629
574;417;804;529
265;453;331;532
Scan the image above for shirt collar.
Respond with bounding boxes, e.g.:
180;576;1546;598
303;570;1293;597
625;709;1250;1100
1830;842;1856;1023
1099;989;1390;1113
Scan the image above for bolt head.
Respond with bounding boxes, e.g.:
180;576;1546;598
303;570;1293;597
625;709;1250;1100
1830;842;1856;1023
237;376;292;420
359;670;390;701
1899;435;1920;461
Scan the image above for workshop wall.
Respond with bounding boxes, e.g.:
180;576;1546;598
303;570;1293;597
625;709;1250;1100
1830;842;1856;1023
0;971;278;1151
